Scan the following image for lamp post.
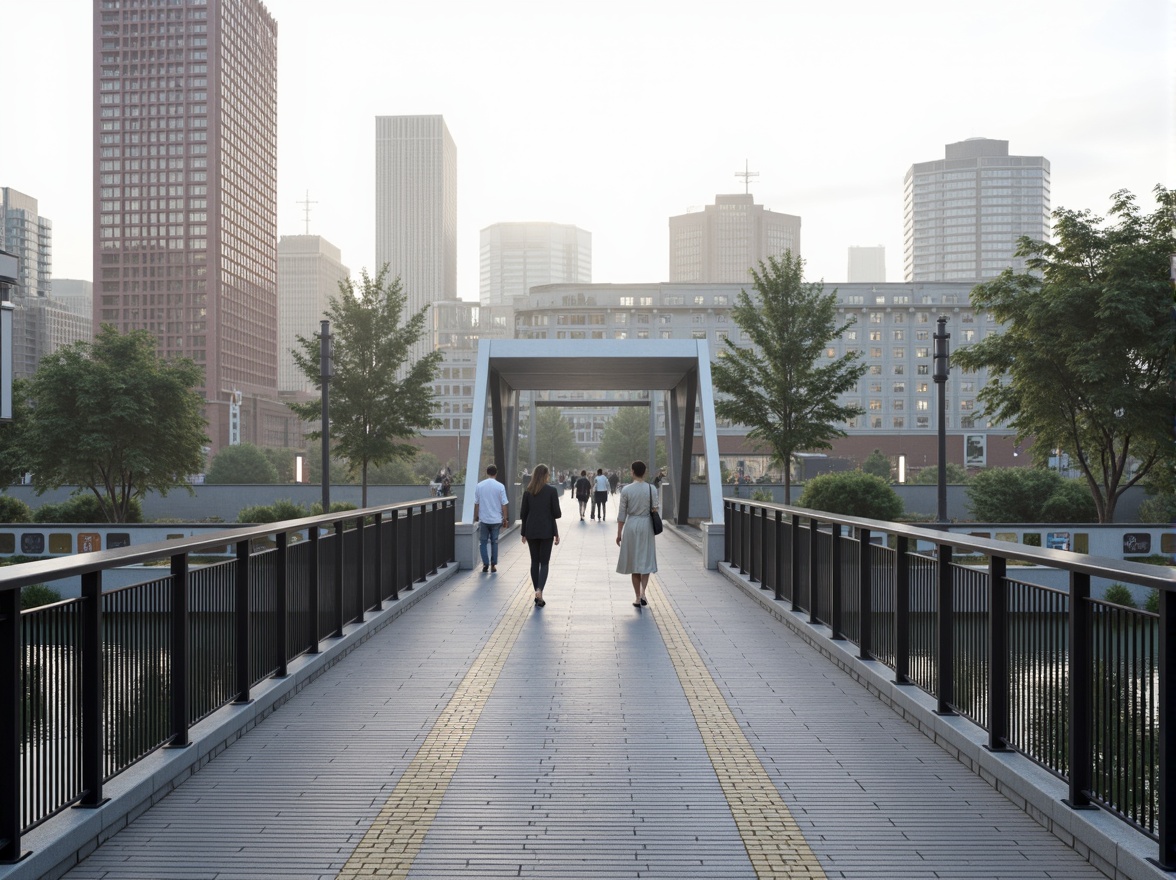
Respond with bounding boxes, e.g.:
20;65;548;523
933;316;951;525
319;320;332;513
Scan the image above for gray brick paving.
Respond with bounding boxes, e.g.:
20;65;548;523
56;494;1113;880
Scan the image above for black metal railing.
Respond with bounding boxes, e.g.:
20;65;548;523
1;497;454;862
724;498;1176;868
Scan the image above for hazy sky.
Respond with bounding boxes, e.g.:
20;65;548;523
4;0;1172;293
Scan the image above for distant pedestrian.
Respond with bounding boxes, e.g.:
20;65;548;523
473;464;509;573
616;460;658;607
608;471;619;495
574;469;592;521
592;468;610;521
520;464;561;607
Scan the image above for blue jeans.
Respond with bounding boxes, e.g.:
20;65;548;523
478;521;502;566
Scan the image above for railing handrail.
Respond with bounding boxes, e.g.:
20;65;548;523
0;498;445;593
724;498;1176;591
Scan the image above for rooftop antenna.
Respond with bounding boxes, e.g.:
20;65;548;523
735;160;759;195
297;190;318;234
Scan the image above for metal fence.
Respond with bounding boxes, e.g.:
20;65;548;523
724;499;1176;868
1;497;455;862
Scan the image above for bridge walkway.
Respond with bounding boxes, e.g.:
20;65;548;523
52;491;1108;879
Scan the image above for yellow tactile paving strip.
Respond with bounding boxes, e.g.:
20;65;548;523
335;571;826;880
334;580;536;880
646;577;828;880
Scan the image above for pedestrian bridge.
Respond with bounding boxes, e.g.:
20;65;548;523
2;493;1172;880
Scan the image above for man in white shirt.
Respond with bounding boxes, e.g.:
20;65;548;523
592;468;611;521
473;464;510;572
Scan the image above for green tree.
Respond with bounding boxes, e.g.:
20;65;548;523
0;496;31;523
911;462;971;485
861;449;892;481
205;443;280;484
1038;479;1098;523
954;187;1176;523
712;253;867;504
526;408;582;477
797;471;903;520
15;326;207;522
290;267;441;507
596;407;665;472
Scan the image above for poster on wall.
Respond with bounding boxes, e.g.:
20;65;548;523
964;434;986;468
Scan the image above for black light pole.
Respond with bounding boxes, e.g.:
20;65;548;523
319;320;332;513
933;316;951;525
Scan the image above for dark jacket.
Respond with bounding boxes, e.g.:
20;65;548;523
574;476;592;500
520;484;561;539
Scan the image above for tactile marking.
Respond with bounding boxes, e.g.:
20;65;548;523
333;580;536;880
646;577;828;880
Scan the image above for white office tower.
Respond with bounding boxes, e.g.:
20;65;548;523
479;222;591;308
903;138;1050;282
848;246;886;283
277;236;350;393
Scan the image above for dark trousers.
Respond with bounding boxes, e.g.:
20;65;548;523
593;491;608;519
527;537;554;590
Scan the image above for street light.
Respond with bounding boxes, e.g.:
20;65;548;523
933;316;951;525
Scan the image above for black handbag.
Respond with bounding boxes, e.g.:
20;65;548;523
649;484;663;535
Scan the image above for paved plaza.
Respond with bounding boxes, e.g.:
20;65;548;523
35;492;1116;879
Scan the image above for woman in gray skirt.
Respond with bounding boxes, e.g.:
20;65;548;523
615;460;658;606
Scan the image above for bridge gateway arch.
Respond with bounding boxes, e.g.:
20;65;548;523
459;339;725;565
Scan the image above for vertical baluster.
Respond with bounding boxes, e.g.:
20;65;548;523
808;519;819;624
354;515;366;623
235;539;252;703
859;529;872;660
830;525;843;640
275;532;289;678
986;555;1008;751
332;521;345;638
169;552;191;748
307;526;320;652
773;510;784;601
1066;571;1093;809
936;543;954;715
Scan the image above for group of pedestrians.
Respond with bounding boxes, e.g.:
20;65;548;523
472;460;659;609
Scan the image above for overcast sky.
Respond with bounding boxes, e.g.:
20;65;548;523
4;0;1172;294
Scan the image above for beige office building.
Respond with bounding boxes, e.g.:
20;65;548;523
669;194;800;283
277;236;349;393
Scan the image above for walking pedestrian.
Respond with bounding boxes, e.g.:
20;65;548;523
520;464;560;607
574;469;592;520
473;464;509;573
592;468;610;521
608;471;619;495
616;460;658;607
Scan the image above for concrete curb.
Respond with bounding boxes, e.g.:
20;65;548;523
3;562;459;880
715;561;1167;880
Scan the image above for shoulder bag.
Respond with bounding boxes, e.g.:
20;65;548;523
648;484;663;535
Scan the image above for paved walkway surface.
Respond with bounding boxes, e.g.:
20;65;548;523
61;492;1104;879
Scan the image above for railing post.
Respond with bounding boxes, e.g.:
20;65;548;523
404;509;415;590
307;526;321;653
0;586;22;863
169;552;191;748
426;503;438;576
373;514;385;607
758;505;769;588
830;524;843;640
790;514;801;612
275;532;289;678
742;503;752;579
414;505;427;584
723;500;732;564
1066;571;1093;809
1155;587;1176;869
808;519;819;624
985;554;1009;751
354;515;366;622
733;502;744;573
773;509;784;601
80;571;108;806
935;543;955;715
894;535;910;685
332;520;345;637
234;538;252;704
859;528;872;660
389;511;401;600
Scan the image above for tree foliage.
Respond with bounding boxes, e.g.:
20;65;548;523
289;267;441;507
13;326;207;522
596;407;665;472
954;187;1176;523
861;449;892;481
0;496;31;523
797;471;903;520
712;253;867;504
205;443;280;484
966;468;1096;523
35;493;143;523
524;408;583;477
911;462;971;485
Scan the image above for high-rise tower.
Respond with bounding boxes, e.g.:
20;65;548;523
93;0;282;451
903;138;1050;282
375;115;456;362
1;187;53;377
277;235;349;393
669;194;801;283
479;222;591;308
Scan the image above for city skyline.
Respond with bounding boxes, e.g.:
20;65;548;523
5;0;1171;296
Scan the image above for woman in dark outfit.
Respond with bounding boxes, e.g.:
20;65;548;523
520;463;561;606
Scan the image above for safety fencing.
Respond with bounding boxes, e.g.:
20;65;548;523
724;499;1176;869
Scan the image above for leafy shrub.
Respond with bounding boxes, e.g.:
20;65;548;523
237;499;308;524
1038;480;1097;523
1145;590;1160;614
20;584;62;609
797;471;903;520
966;469;1098;523
206;443;280;484
750;489;773;503
912;462;971;484
309;501;358;516
0;496;32;523
35;494;143;523
1102;583;1136;608
1139;493;1176;523
860;449;892;481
